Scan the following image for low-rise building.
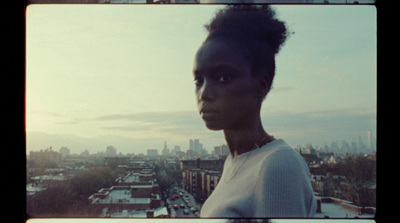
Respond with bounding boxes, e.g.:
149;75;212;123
88;182;162;216
88;168;162;217
311;174;376;208
182;168;222;202
115;170;156;185
180;159;224;172
104;157;131;168
202;170;221;197
29;148;62;164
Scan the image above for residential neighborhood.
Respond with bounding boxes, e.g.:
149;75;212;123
27;138;376;218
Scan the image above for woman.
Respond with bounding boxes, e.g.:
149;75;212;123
193;5;316;218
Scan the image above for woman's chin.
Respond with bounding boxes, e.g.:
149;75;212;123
204;122;223;131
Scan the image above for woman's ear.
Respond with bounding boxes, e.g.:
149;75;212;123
257;73;271;99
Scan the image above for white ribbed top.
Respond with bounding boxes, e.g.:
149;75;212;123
200;139;317;218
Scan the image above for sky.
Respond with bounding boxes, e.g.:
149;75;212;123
25;4;377;155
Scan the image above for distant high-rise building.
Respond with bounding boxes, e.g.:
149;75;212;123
80;149;90;157
29;148;62;162
213;144;229;157
147;149;159;158
322;144;330;152
351;141;358;154
194;139;200;153
330;141;339;153
357;136;367;153
186;149;195;159
190;139;194;151
59;147;70;157
190;139;203;155
305;145;316;155
213;146;221;156
221;144;229;156
367;130;372;150
176;151;186;159
173;145;180;152
341;140;350;154
162;141;170;156
106;145;117;157
195;139;202;154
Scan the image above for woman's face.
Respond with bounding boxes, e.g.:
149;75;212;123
193;38;264;131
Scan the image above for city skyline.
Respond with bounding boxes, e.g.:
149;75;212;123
26;5;376;155
28;134;375;157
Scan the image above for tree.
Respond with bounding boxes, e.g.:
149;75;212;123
27;166;118;217
69;166;118;200
27;185;74;217
341;156;376;213
165;167;182;183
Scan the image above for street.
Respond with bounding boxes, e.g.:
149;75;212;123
166;185;200;218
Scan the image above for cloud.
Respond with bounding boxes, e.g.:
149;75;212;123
101;125;153;132
262;107;376;146
94;107;376;147
94;111;194;122
265;108;375;130
93;110;208;136
55;118;81;125
27;107;376;155
26;131;155;154
28;110;63;118
270;86;294;94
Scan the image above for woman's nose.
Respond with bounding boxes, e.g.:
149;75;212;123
198;79;216;102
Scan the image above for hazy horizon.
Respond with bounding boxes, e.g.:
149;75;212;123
26;4;377;155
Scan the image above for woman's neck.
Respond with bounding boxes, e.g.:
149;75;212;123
223;119;271;157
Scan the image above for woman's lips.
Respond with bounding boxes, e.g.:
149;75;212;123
199;107;219;119
200;108;218;113
201;111;217;117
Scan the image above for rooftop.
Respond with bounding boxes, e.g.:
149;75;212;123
109;207;168;218
31;174;67;181
123;174;140;183
132;185;154;188
93;189;150;204
26;183;46;196
315;201;375;218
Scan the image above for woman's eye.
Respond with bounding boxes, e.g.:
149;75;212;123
217;75;232;83
194;77;203;86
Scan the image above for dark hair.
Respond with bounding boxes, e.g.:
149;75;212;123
203;5;289;95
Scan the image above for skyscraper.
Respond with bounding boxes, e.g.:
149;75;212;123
147;149;159;158
189;139;194;151
59;147;70;158
106;145;117;157
213;146;221;156
221;144;229;156
173;145;180;152
194;139;203;154
162;141;170;156
190;139;203;155
367;130;372;151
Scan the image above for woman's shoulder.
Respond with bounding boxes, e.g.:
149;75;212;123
257;139;309;175
258;139;295;159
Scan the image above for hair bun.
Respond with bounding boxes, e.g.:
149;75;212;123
204;5;289;55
